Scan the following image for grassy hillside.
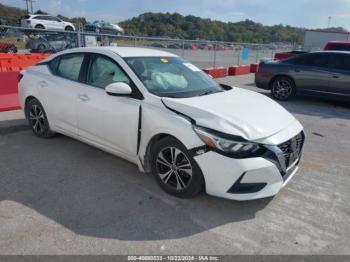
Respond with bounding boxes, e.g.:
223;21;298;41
120;13;306;44
0;3;26;25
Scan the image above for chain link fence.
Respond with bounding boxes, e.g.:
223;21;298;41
0;25;293;69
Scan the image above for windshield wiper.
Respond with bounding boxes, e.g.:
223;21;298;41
198;90;224;97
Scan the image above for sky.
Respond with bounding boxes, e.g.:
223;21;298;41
2;0;350;30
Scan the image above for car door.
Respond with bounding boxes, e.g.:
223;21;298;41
37;16;53;30
38;53;86;135
288;53;331;94
76;54;142;157
46;16;59;30
329;53;350;96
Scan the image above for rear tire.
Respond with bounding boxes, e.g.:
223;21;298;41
270;76;296;101
35;24;45;30
150;137;205;198
65;26;74;31
26;99;55;138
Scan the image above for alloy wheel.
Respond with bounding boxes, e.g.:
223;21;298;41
29;104;45;134
272;79;293;100
156;147;193;190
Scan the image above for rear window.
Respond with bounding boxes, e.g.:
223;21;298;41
329;44;350;51
22;15;31;19
56;54;84;81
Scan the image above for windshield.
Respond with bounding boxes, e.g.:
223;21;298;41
125;57;224;98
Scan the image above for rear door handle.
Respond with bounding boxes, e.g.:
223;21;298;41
294;69;301;73
39;81;48;88
332;74;340;79
78;94;90;102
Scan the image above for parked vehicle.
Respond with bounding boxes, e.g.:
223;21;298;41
20;15;75;31
304;29;350;52
274;41;350;60
324;41;350;51
149;42;167;48
167;43;181;49
26;34;77;53
84;20;124;35
18;47;304;201
0;41;17;53
274;51;307;60
256;51;350;101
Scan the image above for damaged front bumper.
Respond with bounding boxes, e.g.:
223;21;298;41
193;122;304;201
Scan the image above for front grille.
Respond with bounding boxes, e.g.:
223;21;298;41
278;132;305;170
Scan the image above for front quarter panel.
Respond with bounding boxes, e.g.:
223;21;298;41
138;100;204;170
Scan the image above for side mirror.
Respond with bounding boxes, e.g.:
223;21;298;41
105;82;132;96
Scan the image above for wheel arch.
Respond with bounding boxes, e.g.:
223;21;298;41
24;96;38;118
143;133;180;173
65;25;74;31
35;24;45;29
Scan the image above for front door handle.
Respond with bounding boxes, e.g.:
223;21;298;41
294;69;301;73
78;94;90;102
332;74;340;79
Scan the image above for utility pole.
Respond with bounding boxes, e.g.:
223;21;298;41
23;0;36;14
23;0;29;13
327;16;332;28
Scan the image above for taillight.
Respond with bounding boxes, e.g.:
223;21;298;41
26;20;31;24
18;73;23;82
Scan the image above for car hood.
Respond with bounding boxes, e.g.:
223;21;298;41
162;88;297;141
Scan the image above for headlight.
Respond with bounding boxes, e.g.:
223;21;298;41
193;126;265;158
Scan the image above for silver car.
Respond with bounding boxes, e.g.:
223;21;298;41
255;51;350;101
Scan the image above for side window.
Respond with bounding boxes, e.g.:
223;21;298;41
87;55;130;88
291;54;329;68
49;16;60;22
332;55;350;71
306;54;330;68
57;54;84;81
36;16;47;20
330;44;350;51
49;57;60;73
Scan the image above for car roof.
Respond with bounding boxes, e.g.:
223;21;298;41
57;47;179;58
307;51;350;55
327;41;350;44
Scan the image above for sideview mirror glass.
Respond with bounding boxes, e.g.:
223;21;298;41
105;82;132;96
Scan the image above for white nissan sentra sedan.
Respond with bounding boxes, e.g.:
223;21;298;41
18;47;305;201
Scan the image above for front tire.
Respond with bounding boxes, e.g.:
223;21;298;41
65;26;74;31
26;99;55;138
150;137;205;198
37;44;47;53
271;76;296;101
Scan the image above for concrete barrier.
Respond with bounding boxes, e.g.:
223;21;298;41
228;65;251;76
250;63;259;73
203;67;228;78
0;71;20;112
